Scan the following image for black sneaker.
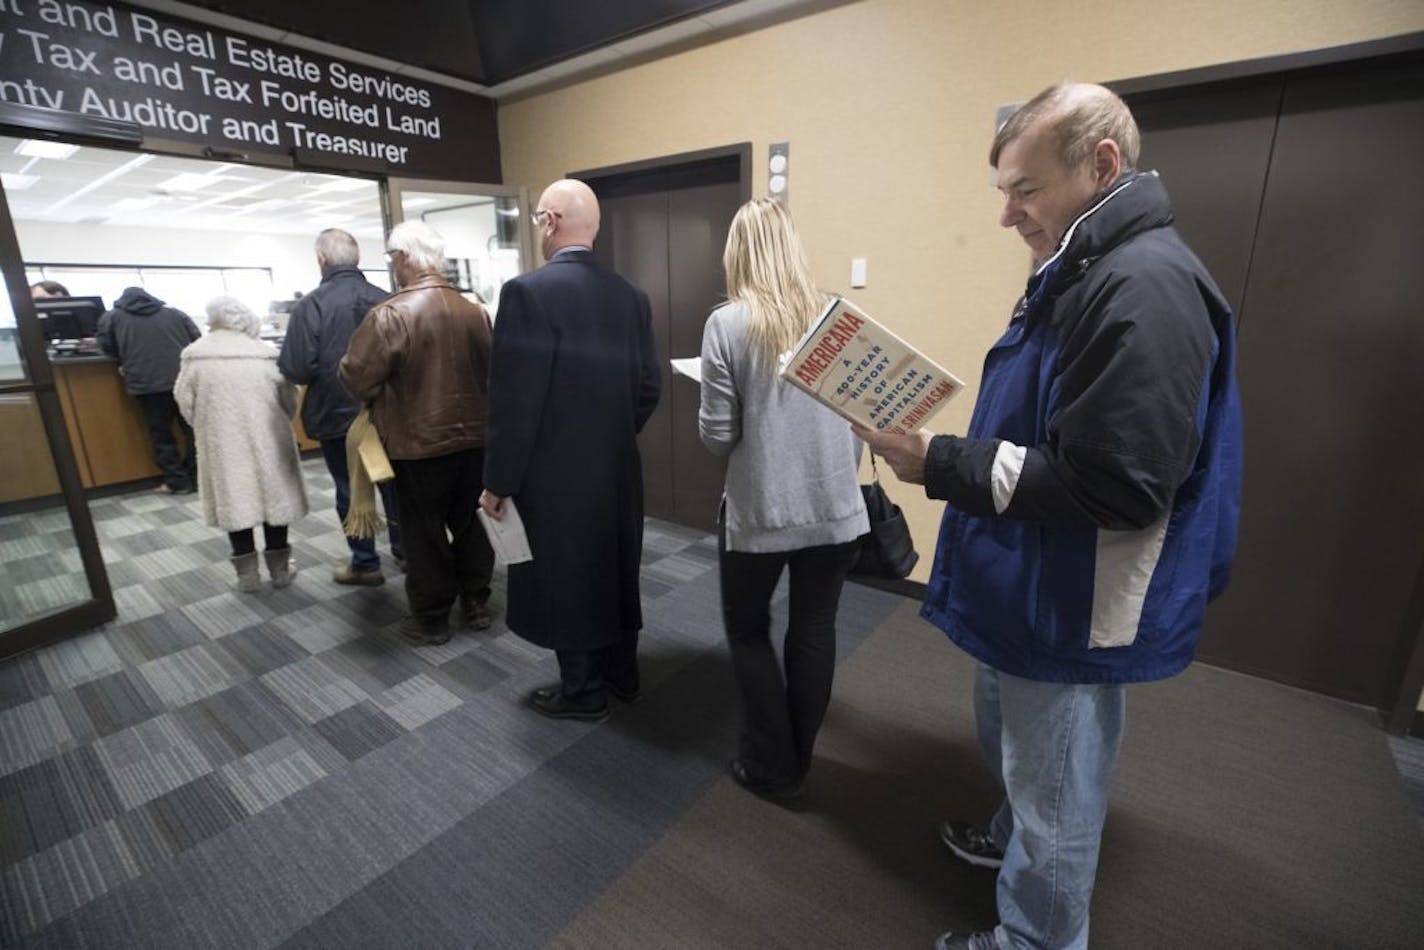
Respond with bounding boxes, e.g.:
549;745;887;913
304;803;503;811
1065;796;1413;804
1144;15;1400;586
939;820;1004;869
528;688;609;723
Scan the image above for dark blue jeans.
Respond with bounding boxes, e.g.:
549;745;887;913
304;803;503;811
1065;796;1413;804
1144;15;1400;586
320;438;402;571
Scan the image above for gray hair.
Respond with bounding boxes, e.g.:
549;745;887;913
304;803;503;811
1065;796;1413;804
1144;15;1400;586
991;82;1141;172
387;219;446;271
315;228;360;267
205;295;261;337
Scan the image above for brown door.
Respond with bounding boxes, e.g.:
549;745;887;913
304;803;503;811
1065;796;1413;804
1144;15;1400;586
1131;56;1424;706
582;150;747;532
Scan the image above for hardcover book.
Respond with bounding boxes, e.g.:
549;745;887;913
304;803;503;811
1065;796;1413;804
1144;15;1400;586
780;296;964;433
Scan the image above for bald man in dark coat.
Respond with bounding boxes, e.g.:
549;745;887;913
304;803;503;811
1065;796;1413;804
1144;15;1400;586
481;179;661;723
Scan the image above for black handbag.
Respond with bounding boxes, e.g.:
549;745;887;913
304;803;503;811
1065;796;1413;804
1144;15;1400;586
851;455;919;579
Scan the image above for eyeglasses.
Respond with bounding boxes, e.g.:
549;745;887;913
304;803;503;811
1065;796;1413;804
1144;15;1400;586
531;208;563;227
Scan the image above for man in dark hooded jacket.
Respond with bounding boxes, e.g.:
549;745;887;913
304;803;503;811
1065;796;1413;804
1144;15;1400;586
279;228;402;586
97;287;203;493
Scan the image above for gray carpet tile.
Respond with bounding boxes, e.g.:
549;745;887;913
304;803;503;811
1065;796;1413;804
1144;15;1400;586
68;669;164;739
0;696;74;778
91;713;216;811
310;701;405;762
0;745;125;866
0;653;50;712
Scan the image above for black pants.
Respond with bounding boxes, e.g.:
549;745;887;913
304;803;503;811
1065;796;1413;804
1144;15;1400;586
229;523;288;556
135;391;195;490
390;448;494;626
719;531;859;785
555;631;640;707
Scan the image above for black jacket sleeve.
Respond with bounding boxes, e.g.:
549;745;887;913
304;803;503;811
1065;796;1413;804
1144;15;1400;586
483;280;555;498
925;262;1215;531
277;298;319;384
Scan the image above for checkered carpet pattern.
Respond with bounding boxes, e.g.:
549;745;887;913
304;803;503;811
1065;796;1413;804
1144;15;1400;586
0;458;730;944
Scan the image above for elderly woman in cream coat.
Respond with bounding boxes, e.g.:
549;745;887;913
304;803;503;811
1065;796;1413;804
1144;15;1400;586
174;296;308;591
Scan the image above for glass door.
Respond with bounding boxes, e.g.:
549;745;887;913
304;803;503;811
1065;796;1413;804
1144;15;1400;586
382;179;533;319
0;182;114;657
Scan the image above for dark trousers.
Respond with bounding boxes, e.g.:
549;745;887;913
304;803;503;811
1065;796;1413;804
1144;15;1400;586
135;391;195;490
555;631;640;707
320;438;403;571
390;448;494;625
229;523;288;556
719;531;859;785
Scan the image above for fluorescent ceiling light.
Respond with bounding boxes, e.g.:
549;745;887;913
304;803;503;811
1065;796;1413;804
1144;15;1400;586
158;172;227;192
16;140;79;160
44;153;152;214
111;197;159;211
312;178;373;193
403;197;437;208
1;172;38;190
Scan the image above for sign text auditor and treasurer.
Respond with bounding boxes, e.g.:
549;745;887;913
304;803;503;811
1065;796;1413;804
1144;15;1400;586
0;0;499;180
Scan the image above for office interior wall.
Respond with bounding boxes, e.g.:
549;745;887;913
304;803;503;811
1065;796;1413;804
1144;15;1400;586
13;221;387;307
496;0;1424;582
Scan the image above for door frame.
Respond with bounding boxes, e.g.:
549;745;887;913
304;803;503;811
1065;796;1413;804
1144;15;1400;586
0;185;116;660
1109;33;1424;735
382;178;535;289
570;143;751;532
568;142;752;200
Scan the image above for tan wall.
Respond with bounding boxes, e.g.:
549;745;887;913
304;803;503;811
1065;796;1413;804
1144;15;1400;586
497;0;1424;581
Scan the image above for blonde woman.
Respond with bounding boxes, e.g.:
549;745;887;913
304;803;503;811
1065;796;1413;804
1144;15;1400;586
174;296;308;591
699;198;869;798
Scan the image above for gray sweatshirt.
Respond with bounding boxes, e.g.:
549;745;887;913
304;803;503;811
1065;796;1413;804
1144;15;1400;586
699;301;869;553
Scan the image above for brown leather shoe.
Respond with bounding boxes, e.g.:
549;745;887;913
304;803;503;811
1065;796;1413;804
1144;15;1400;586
398;616;451;646
334;565;385;587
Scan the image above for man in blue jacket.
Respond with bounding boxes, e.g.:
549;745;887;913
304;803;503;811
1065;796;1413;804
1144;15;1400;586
279;229;402;586
859;83;1242;950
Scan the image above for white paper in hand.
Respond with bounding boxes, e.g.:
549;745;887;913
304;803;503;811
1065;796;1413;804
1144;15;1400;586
477;499;533;565
670;357;702;383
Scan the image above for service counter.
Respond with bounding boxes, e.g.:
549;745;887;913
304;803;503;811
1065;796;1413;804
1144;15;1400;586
0;355;321;505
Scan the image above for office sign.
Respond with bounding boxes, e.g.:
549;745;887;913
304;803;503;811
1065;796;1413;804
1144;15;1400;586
0;0;500;180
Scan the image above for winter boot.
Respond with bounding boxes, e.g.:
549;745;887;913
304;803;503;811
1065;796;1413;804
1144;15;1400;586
230;552;261;593
263;547;297;589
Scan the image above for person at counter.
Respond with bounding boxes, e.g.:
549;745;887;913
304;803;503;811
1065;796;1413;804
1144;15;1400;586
96;286;202;494
279;228;403;586
30;280;69;299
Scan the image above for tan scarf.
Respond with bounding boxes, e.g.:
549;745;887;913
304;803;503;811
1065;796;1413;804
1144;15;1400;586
342;408;394;538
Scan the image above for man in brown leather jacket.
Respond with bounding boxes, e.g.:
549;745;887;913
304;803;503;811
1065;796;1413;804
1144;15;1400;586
339;220;495;644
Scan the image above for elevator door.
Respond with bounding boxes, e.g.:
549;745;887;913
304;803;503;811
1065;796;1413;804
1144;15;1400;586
584;152;745;532
1130;56;1424;706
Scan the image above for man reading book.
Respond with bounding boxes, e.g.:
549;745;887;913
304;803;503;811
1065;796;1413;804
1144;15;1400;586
857;82;1243;950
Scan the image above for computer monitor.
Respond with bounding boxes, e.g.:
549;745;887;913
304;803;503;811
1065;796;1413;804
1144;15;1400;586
35;296;104;342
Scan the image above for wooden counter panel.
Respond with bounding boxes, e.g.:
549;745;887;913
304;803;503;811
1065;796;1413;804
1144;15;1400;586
0;393;62;503
56;362;161;487
52;368;95;488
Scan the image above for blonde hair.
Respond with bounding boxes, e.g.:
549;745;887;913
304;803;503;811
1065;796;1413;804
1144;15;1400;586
722;198;823;368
